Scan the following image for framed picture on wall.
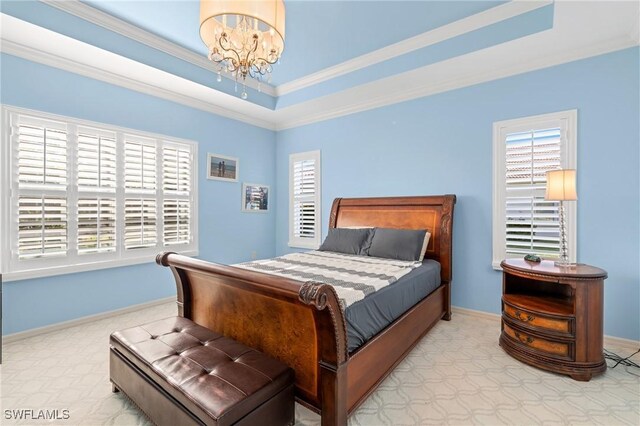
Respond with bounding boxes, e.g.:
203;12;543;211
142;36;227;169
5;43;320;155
242;183;269;213
207;153;238;182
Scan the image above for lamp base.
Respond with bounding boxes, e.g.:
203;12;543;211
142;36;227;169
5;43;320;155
554;201;575;268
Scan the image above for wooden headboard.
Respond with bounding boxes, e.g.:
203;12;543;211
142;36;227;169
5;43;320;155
328;195;456;283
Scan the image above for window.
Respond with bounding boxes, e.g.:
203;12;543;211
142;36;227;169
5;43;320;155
289;150;321;249
0;106;198;280
492;110;577;268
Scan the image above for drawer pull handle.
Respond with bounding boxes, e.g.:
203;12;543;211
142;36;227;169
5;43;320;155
514;331;534;344
514;310;535;322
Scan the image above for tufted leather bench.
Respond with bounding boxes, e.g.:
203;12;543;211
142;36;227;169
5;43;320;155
109;317;295;426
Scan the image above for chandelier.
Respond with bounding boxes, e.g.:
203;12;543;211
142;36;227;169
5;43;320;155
200;0;286;99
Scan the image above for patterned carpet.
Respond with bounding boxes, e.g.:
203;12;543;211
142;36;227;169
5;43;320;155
1;301;638;425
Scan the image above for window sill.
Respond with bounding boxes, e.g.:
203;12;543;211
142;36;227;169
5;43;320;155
288;241;320;250
2;248;198;282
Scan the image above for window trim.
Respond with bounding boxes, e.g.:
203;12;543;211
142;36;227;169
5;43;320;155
288;150;321;249
492;109;577;270
0;105;199;281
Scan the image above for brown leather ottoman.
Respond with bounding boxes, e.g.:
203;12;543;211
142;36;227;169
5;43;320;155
109;317;294;426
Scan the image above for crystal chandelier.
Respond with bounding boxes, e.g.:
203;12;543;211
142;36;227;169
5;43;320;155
200;0;285;99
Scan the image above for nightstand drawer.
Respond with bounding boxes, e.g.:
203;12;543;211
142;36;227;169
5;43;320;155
503;302;573;335
503;323;571;358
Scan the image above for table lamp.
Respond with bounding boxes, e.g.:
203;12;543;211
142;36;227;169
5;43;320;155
545;169;577;266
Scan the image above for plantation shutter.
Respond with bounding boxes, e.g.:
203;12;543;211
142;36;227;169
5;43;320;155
163;199;191;244
289;151;321;248
78;198;117;253
162;146;191;193
124;138;157;191
504;128;561;258
76;128;117;255
4;107;198;279
17;197;68;259
77;131;117;189
17;123;67;187
124;136;158;250
124;198;157;249
293;158;317;239
16;119;68;259
162;146;191;245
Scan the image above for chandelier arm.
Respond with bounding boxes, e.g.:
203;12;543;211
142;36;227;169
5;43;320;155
249;63;261;75
248;65;267;79
247;35;260;61
250;62;269;76
217;34;243;70
244;36;262;79
254;56;278;66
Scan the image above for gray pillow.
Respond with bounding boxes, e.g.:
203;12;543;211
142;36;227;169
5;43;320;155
319;228;375;255
368;228;427;261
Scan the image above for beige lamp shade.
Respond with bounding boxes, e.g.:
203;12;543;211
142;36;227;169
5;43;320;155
200;0;285;54
545;169;577;201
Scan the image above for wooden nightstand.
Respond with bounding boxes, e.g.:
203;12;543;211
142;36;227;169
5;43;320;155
499;259;607;381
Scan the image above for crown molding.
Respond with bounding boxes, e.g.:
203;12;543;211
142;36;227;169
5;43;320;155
39;0;277;97
2;1;638;133
274;0;553;97
0;14;277;130
273;34;638;130
1;39;276;131
40;0;551;99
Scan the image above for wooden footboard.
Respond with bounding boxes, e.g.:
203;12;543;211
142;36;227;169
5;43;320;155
157;195;455;425
156;253;348;422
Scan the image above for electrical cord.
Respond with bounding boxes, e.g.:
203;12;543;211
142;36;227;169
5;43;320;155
604;348;640;377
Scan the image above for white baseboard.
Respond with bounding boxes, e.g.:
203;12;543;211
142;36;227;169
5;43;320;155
452;305;640;351
2;296;175;344
452;305;503;322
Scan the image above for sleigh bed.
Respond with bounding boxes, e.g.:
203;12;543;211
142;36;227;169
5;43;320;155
157;194;456;425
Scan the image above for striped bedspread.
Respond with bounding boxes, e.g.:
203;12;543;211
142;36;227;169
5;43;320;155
235;251;421;309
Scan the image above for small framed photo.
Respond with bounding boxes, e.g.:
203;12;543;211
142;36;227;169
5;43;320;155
242;183;269;213
207;153;238;182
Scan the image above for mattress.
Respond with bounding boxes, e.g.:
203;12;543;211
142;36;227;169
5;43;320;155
345;259;442;352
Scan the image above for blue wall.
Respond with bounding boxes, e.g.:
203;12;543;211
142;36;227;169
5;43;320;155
1;53;277;334
275;47;640;341
3;46;638;341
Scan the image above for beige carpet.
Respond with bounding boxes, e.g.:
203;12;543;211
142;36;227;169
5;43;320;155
1;302;638;425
